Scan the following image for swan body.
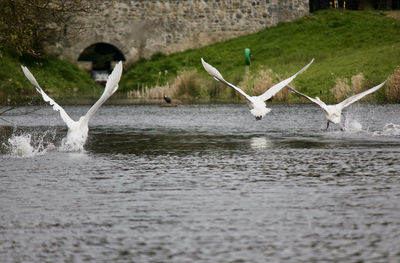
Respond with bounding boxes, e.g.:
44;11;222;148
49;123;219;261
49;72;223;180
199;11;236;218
201;58;314;120
21;61;123;151
61;116;89;150
287;81;386;129
250;98;271;120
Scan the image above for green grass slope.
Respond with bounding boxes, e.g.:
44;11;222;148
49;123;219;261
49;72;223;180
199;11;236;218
120;9;400;103
0;51;99;105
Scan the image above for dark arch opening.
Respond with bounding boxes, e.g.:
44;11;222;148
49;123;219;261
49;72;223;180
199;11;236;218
78;42;125;83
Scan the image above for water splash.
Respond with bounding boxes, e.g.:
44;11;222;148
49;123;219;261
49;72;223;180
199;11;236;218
344;119;363;133
6;134;36;157
59;138;85;152
3;129;57;157
373;123;400;137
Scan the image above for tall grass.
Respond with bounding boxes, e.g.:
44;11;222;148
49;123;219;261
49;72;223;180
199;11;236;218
238;66;291;102
127;84;174;100
330;73;365;102
128;66;295;102
386;66;400;102
128;70;235;102
174;70;203;99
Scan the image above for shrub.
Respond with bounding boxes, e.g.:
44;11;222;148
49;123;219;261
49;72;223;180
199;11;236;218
330;77;350;102
386;66;400;103
173;70;203;99
351;73;364;95
330;73;364;102
252;68;274;96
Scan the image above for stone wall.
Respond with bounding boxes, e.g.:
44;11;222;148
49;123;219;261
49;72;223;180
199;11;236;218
54;0;309;64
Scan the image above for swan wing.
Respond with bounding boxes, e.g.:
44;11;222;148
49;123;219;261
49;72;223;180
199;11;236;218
285;83;329;113
82;61;123;125
337;81;386;110
201;58;253;102
21;65;75;128
259;58;314;102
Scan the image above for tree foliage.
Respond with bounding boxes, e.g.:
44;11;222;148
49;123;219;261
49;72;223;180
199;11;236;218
0;0;89;56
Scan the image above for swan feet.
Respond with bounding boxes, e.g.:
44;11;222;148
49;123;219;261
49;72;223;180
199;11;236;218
325;122;330;130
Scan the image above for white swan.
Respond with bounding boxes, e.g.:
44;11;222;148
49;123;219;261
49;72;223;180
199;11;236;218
286;80;386;129
21;61;123;151
201;58;314;120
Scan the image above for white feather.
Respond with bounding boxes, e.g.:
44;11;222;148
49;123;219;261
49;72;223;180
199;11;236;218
21;66;75;128
201;58;313;120
21;61;123;150
287;80;387;127
259;58;314;102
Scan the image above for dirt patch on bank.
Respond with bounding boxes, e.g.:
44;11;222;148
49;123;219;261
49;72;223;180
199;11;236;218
387;11;400;20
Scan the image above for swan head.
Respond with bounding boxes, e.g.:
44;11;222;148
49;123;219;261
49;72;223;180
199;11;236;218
249;99;271;120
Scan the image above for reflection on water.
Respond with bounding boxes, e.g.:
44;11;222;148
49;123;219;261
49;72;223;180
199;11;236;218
0;104;400;262
250;136;272;149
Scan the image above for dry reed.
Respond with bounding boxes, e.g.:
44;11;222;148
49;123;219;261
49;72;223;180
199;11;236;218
330;73;364;102
351;73;364;94
252;68;273;96
238;67;290;102
238;67;293;102
386;66;400;102
126;83;175;99
330;77;350;102
173;70;206;99
238;67;273;96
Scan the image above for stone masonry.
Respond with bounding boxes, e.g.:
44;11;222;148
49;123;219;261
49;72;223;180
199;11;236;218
52;0;309;64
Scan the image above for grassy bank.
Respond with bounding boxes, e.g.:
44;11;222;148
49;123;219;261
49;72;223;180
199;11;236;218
1;9;400;105
0;50;99;105
120;9;400;103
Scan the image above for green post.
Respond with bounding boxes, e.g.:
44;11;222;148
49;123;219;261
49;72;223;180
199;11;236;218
244;48;251;75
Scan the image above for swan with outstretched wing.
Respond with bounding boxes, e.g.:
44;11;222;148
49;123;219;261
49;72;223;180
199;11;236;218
286;80;386;129
21;61;123;151
201;58;314;120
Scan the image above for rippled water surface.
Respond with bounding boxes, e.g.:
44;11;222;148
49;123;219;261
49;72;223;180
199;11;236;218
1;104;400;262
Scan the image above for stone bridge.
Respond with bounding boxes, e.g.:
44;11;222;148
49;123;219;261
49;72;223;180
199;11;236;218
48;0;309;72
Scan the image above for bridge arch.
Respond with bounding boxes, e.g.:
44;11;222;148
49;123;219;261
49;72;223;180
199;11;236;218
77;42;127;82
77;42;125;71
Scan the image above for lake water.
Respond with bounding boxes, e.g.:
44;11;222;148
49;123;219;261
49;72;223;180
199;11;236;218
1;103;400;262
